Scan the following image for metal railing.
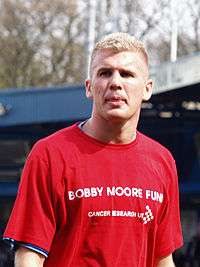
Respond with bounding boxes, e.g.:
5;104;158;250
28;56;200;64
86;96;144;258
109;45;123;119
150;53;200;94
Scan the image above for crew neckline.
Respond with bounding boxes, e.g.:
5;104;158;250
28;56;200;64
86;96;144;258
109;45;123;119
74;123;140;150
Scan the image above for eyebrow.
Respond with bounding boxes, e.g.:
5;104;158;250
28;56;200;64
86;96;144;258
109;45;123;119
96;66;137;76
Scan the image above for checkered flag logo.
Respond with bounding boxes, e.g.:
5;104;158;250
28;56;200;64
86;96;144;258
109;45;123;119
143;205;154;224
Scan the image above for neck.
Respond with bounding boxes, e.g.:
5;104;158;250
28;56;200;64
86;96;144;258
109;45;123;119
82;115;139;144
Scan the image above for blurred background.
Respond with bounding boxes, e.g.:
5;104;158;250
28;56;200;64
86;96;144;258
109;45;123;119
0;0;200;266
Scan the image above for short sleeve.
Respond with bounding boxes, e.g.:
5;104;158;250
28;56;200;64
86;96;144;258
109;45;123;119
3;144;57;253
154;157;183;258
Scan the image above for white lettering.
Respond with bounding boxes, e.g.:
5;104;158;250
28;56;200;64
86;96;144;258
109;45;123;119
107;186;115;196
68;187;104;200
106;186;143;198
96;187;103;196
68;191;75;200
145;190;164;203
115;187;124;196
76;189;84;198
124;187;131;196
84;188;90;198
88;210;111;217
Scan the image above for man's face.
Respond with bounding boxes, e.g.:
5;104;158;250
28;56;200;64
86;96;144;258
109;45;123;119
86;49;153;123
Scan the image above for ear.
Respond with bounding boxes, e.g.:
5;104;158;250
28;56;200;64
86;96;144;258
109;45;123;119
143;79;153;101
85;79;93;99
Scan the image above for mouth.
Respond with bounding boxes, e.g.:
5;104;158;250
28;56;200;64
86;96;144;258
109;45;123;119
105;96;127;104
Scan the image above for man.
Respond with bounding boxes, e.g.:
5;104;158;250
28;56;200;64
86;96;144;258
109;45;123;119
4;32;183;266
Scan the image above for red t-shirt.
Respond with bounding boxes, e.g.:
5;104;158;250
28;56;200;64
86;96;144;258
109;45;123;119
4;124;183;266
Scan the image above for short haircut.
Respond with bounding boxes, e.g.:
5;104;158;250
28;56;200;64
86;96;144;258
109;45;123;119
89;32;148;78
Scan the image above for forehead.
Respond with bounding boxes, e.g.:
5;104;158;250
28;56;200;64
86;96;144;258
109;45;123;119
92;49;148;74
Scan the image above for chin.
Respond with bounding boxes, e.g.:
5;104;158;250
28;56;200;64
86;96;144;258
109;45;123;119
102;108;139;123
104;112;130;123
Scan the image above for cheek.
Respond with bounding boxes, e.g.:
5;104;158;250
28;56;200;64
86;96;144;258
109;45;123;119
126;89;144;108
127;83;144;99
93;81;107;97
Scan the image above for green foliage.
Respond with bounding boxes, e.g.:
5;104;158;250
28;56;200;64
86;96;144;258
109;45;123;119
0;0;86;89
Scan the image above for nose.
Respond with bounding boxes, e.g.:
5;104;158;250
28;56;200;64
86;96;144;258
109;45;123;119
109;71;122;90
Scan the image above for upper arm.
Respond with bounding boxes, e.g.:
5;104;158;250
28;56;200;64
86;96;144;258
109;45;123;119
156;254;175;267
15;247;45;267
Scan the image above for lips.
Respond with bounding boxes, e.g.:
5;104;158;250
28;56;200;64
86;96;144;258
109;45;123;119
105;95;127;103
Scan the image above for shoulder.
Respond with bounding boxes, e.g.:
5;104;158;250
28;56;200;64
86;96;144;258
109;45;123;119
137;132;177;183
41;123;79;145
27;124;80;162
32;123;79;150
137;131;174;160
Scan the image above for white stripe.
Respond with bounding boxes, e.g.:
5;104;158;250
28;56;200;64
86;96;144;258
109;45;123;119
21;244;48;258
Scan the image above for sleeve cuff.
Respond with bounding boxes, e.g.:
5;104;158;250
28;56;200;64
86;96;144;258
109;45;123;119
3;237;48;258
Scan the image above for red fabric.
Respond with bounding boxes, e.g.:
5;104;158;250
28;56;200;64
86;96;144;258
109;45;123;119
4;124;183;267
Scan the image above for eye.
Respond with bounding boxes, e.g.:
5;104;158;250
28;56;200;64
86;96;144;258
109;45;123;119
120;71;135;78
98;69;112;77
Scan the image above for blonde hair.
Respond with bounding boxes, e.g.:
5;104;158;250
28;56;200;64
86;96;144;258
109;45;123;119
89;32;148;78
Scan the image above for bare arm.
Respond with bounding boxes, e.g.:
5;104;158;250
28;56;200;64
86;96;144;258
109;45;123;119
15;247;45;267
156;254;175;267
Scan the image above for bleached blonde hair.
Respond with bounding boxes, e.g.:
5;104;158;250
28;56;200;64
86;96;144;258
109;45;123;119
89;32;148;78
